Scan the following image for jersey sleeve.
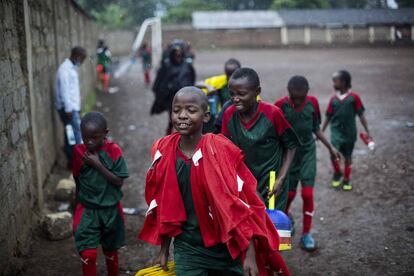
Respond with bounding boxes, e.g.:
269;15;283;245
309;96;321;132
325;96;335;119
352;93;365;116
107;143;129;178
221;105;235;137
274;97;286;109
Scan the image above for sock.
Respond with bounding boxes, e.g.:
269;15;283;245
331;158;341;175
265;251;291;276
301;187;314;235
285;190;297;213
344;164;352;182
104;250;119;276
80;248;97;276
144;71;150;84
103;74;110;91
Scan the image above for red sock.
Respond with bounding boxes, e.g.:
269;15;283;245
103;74;109;91
144;71;150;84
301;187;314;235
285;190;297;213
104;250;119;276
344;164;352;182
265;251;291;276
331;158;341;174
80;248;97;276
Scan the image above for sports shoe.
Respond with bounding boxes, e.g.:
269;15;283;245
332;172;343;188
342;181;353;191
300;233;317;252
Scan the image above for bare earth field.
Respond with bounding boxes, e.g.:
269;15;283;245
22;47;414;275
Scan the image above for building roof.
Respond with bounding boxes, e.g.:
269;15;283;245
192;9;414;29
192;11;284;29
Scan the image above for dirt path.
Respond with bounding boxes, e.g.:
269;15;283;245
22;48;414;275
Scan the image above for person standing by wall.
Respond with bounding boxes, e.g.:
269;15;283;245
55;46;87;168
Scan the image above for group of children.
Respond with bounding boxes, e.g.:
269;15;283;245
72;57;371;275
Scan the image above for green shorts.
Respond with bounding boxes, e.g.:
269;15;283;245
288;143;316;191
72;202;125;252
173;237;243;276
331;140;355;159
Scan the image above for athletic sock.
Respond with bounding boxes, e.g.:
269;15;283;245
104;250;119;276
331;158;342;175
103;73;109;91
285;190;297;213
301;187;314;235
80;248;97;276
344;164;352;182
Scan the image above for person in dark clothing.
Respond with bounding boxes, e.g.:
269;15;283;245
151;43;196;134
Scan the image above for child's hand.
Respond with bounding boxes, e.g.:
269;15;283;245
268;176;285;199
83;151;101;168
330;148;341;160
243;241;259;276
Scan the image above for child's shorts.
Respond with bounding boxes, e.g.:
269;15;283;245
288;144;316;191
73;202;125;252
332;140;355;159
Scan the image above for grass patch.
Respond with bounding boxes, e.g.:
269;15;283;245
82;89;97;115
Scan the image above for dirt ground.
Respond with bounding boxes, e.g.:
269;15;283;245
22;47;414;275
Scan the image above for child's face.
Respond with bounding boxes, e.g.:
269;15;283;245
172;93;210;136
81;123;107;152
228;77;260;114
288;88;308;107
332;72;344;91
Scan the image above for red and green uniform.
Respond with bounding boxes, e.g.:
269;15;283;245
222;101;300;210
72;140;129;253
275;95;321;190
174;150;243;275
326;92;365;158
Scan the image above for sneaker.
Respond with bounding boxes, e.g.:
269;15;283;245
300;233;317;252
332;172;343;188
342;181;353;191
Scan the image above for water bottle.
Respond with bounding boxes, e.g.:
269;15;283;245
360;132;375;151
208;94;218;118
65;124;76;146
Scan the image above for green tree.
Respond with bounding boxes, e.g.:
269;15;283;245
395;0;414;7
329;0;368;8
91;4;131;28
164;0;224;23
270;0;331;9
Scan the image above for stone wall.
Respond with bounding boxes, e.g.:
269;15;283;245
0;0;102;273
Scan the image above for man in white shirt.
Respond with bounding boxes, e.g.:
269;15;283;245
55;46;87;166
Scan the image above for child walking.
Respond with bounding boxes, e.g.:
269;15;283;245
221;68;300;211
139;87;290;276
322;70;371;191
72;111;129;276
275;76;339;251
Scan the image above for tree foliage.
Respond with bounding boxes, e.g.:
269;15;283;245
270;0;330;9
164;0;224;23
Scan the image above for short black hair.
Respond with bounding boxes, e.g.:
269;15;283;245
230;67;260;88
337;70;352;89
81;111;107;131
287;75;309;91
225;58;241;68
71;46;86;57
174;86;209;111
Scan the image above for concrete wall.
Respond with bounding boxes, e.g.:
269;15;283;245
162;24;412;48
0;0;104;273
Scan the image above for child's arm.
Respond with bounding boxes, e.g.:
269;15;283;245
268;148;296;198
156;237;171;271
314;130;340;160
359;114;371;138
83;151;124;187
243;239;259;276
322;118;330;132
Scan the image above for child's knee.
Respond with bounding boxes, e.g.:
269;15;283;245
301;187;314;202
80;248;97;264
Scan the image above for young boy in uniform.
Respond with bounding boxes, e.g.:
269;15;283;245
275;76;339;251
96;40;112;93
139;87;290;276
221;68;300;210
322;70;371;191
72;111;129;276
